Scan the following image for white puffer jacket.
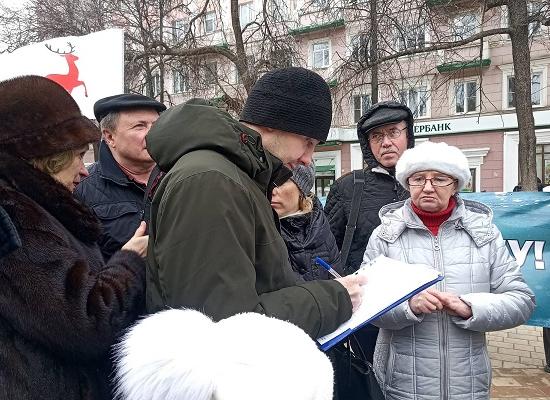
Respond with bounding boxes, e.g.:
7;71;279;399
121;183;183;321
364;196;535;400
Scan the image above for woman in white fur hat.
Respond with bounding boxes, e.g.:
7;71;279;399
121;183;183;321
361;141;535;400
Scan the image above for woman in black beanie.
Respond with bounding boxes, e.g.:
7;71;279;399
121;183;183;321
0;75;147;399
272;164;343;281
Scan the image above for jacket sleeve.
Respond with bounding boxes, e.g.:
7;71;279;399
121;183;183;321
324;179;347;250
361;228;424;330
452;229;535;332
153;171;352;338
1;224;145;362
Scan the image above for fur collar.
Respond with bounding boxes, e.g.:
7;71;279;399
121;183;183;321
0;152;101;243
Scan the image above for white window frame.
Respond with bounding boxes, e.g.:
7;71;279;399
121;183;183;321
352;94;371;124
172;69;189;94
204;61;217;85
396;24;426;51
311;39;330;69
398;86;430;119
239;2;255;28
350;33;369;63
528;1;544;36
172;18;189;42
350;143;363;170
453;79;479;115
452;13;478;41
152;73;161;97
204;11;216;33
502;65;547;110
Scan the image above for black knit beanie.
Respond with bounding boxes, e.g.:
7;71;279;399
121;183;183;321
240;67;332;142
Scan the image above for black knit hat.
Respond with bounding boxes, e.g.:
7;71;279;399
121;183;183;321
240;67;332;142
0;75;100;160
290;164;315;195
94;93;167;122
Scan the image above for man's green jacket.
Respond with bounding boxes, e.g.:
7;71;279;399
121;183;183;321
145;100;352;338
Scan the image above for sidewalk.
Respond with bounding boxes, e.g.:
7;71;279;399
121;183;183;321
489;326;550;399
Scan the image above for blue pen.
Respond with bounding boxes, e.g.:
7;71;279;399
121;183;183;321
315;257;343;279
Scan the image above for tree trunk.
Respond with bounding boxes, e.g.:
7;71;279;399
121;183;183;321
369;0;379;103
508;0;538;191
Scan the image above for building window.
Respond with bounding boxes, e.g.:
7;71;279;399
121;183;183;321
453;13;477;41
204;11;216;33
536;144;550;185
396;25;425;51
462;168;477;192
204;62;217;85
353;94;371;123
312;41;330;69
172;70;189;93
172;19;189;41
507;71;543;108
152;73;161;97
529;1;543;36
239;2;254;28
399;87;428;118
351;34;369;63
455;81;478;114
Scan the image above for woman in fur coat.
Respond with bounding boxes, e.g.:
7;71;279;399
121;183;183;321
0;76;147;399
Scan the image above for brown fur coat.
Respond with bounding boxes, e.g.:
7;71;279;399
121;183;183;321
0;152;145;400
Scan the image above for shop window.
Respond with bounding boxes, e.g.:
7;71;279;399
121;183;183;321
461;168;477;192
536;144;550;185
314;164;336;197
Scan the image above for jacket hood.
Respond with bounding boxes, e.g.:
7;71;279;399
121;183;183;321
377;196;497;247
146;99;284;189
356;101;415;170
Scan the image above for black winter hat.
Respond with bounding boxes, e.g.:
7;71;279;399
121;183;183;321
94;93;167;122
0;75;100;160
240;67;332;142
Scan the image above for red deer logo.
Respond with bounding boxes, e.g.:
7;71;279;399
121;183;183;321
45;42;88;97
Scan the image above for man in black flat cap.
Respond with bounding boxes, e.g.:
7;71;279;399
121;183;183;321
75;94;166;260
324;100;416;362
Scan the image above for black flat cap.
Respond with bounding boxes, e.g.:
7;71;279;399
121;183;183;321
93;94;167;122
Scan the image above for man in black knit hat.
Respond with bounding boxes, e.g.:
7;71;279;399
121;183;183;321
144;67;366;340
325;101;416;361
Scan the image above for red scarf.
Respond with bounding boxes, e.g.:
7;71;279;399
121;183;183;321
412;196;456;236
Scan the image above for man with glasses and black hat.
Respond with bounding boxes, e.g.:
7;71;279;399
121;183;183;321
75;94;166;260
325;100;415;361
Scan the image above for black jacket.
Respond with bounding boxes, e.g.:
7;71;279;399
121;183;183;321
325;102;415;272
0;152;145;400
75;141;146;260
280;197;343;281
0;206;20;258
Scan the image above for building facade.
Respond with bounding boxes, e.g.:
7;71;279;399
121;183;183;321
155;0;549;194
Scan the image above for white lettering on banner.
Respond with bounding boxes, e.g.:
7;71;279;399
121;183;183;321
507;240;546;270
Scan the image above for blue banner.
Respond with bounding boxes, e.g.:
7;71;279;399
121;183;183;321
462;192;550;327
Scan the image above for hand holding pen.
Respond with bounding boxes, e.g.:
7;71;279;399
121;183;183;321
315;257;367;312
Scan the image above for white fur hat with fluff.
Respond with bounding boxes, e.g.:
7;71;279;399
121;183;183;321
396;141;471;191
114;309;334;400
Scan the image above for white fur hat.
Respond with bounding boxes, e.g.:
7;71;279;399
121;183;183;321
114;309;333;400
396;141;471;191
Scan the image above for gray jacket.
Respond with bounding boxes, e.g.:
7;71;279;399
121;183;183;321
363;196;535;400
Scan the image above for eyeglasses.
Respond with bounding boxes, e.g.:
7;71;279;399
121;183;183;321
369;127;406;144
407;175;457;187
